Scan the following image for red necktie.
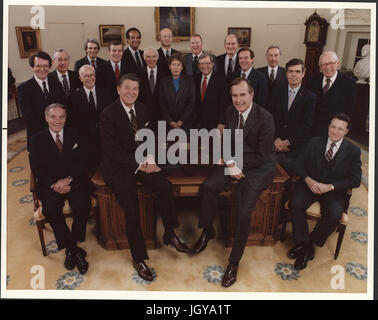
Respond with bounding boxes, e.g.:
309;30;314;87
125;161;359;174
242;73;246;79
91;59;96;68
201;76;207;102
114;63;120;83
56;133;63;152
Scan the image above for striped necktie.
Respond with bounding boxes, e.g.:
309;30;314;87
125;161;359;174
61;74;70;97
325;142;336;162
129;109;138;135
56;133;63;152
42;81;49;97
323;78;331;94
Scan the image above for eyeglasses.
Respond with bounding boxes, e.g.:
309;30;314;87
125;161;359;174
319;61;338;67
82;74;95;79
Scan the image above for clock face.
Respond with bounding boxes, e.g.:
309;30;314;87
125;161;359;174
307;21;320;42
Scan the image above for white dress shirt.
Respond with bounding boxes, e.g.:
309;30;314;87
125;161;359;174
325;137;343;159
224;54;237;74
56;70;71;88
83;86;97;108
34;75;49;92
322;71;338;90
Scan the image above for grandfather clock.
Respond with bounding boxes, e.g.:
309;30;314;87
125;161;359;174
304;11;329;77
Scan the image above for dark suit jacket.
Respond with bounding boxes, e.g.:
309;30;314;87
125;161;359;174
100;100;151;179
159;74;196;130
96;60;133;102
231;68;269;109
224;103;276;171
74;56;107;74
295;136;361;193
48;70;81;97
29;127;90;197
306;71;356;137
216;53;241;80
194;71;230;130
17;77;66;151
256;65;286;88
121;48;146;75
157;47;180;78
138;66;164;126
271;83;316;152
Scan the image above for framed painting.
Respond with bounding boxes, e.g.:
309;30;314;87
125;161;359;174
99;25;125;46
15;26;42;58
227;27;251;47
155;7;195;41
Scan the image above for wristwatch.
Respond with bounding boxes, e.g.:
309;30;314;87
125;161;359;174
330;184;335;191
67;176;73;183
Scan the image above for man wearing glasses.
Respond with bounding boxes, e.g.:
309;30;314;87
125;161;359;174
306;51;356;137
157;28;181;78
17;51;66;151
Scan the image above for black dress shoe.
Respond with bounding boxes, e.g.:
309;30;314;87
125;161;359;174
163;234;191;253
76;246;87;258
192;230;215;254
221;263;239;288
73;252;89;274
133;260;153;282
294;246;315;270
287;243;307;259
64;249;75;270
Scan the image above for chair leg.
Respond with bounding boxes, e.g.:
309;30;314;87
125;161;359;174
280;221;287;242
334;224;346;260
36;221;47;256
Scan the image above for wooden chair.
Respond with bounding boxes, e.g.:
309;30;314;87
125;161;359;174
279;176;352;260
30;172;97;256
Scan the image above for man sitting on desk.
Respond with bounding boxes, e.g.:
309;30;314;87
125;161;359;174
100;73;191;282
192;77;276;288
288;113;361;270
29;103;91;274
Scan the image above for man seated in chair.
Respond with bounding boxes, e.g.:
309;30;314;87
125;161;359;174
288;113;362;270
29;103;92;274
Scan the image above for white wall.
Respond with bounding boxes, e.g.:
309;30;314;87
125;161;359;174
7;5;370;83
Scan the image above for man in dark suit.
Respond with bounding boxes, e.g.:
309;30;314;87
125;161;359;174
157;27;181;78
48;48;81;99
74;38;106;74
288;113;361;270
96;40;132;102
17;51;66;151
159;53;196;132
121;27;145;75
192;78;276;288
257;46;286;92
307;51;356;137
216;34;241;81
183;34;216;76
100;73;191;282
231;48;269;109
194;52;230;131
29;103;91;274
271;58;316;175
138;47;164;132
70;65;111;175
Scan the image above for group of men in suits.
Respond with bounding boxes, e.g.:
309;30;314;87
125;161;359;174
17;26;361;286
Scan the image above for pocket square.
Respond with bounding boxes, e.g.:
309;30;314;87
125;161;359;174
72;143;78;150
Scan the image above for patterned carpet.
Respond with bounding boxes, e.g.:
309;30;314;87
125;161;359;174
3;131;370;298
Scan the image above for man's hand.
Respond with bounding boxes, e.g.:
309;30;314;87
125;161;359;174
227;162;245;180
139;163;161;174
274;138;290;152
177;120;183;127
217;124;225;136
52;178;72;194
170;121;179;128
305;177;333;194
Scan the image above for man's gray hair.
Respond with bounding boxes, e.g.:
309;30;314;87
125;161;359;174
198;52;214;62
143;46;159;58
79;64;95;77
319;51;339;65
45;103;66;116
266;45;282;55
53;48;70;60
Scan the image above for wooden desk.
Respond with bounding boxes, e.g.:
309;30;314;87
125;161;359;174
92;164;288;250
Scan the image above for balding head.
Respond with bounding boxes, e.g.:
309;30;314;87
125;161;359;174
319;51;340;78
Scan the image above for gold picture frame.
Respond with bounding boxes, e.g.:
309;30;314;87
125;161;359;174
228;27;251;48
15;26;42;58
99;25;125;46
155;7;195;42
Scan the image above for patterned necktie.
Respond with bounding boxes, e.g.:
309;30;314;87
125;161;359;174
269;69;275;86
129;109;138;135
227;58;233;78
325;142;336;162
114;63;120;83
135;51;142;69
42;81;49;97
238;113;244;129
201;76;207;102
149;69;155;94
61;74;70;97
91;59;96;69
242;72;246;79
323;78;331;94
56;133;63;152
288;89;295;110
192;56;198;74
89;91;96;110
